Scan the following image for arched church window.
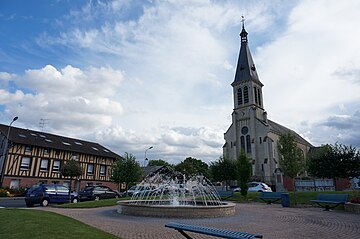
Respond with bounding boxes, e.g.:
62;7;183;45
246;135;251;153
244;86;249;104
240;136;245;151
237;88;243;105
257;88;262;106
254;87;258;104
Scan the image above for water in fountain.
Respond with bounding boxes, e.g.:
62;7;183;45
128;167;223;206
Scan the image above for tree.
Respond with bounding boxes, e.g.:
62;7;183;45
174;157;210;178
60;159;82;202
210;156;237;189
236;150;252;197
111;152;142;194
308;143;360;186
277;132;305;204
148;159;173;168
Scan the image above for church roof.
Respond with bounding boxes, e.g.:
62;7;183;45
267;119;313;147
231;24;263;87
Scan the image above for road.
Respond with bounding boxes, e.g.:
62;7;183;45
0;197;27;208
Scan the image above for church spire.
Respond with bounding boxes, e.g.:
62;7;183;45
231;18;263;87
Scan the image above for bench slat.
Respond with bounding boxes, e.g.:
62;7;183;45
165;222;263;239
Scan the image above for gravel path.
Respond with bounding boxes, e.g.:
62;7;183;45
37;203;360;239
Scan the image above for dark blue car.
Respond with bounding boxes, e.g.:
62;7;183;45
25;184;78;207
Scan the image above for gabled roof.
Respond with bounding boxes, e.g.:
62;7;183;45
0;124;120;159
141;166;165;177
231;25;263;87
268;120;313;147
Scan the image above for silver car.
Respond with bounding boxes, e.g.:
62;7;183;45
233;182;272;192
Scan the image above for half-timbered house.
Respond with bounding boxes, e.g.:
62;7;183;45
0;124;120;191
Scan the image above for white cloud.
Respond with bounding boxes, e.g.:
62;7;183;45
1;65;124;133
256;0;360;136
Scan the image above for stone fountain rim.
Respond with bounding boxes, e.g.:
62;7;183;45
118;200;236;208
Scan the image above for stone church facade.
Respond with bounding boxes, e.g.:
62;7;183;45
223;24;313;189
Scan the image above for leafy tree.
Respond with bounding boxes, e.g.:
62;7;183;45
308;143;360;185
174;157;210;178
111;152;142;194
60;159;82;202
277;132;305;204
210;156;237;189
236;150;252;197
148;159;173;168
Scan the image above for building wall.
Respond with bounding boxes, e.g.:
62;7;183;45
2;143;117;191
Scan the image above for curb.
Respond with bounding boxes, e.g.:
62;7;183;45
0;197;25;200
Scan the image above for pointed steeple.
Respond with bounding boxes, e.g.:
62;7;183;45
231;19;263;87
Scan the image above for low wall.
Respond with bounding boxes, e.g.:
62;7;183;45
118;200;236;218
344;203;360;214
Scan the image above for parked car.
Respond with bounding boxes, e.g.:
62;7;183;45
233;182;272;192
25;184;78;207
130;185;157;197
78;185;121;201
125;186;138;197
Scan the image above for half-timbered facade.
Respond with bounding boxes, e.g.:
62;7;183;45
0;124;120;191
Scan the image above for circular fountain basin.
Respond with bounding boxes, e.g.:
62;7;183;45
118;200;236;218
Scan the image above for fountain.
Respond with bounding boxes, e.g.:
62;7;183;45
117;167;235;218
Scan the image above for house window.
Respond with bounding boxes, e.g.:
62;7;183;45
87;164;94;175
10;179;20;189
44;148;50;154
25;146;32;153
40;159;49;171
243;86;249;104
100;165;106;176
52;160;61;172
72;153;79;160
237;88;243;105
20;157;31;170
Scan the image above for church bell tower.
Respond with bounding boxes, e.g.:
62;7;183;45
224;19;268;175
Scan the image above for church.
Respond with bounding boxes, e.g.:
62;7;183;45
223;23;313;190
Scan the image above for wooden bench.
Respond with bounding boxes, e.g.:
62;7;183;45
165;222;262;239
217;190;234;199
310;193;348;211
257;192;282;204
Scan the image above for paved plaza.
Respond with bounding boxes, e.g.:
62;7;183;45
39;203;359;239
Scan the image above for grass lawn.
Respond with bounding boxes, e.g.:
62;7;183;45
57;197;131;208
0;209;119;239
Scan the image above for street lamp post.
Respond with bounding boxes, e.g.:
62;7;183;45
144;146;153;167
0;116;18;187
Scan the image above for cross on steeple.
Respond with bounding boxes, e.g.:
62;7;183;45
240;16;248;43
241;16;245;26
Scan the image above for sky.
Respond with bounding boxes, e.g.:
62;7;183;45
1;0;360;165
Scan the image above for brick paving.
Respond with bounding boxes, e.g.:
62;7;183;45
38;203;360;239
